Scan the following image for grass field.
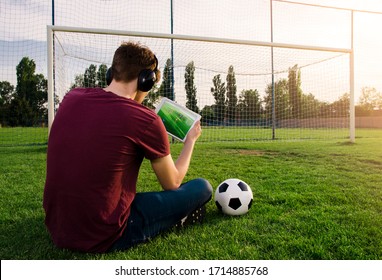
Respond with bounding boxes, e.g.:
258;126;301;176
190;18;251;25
0;128;381;260
0;126;353;146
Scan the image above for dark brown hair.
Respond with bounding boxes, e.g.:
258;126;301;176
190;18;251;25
111;41;160;83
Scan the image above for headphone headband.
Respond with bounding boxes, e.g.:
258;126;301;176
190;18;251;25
153;55;158;72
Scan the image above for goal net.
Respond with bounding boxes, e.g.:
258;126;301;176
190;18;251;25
48;26;351;142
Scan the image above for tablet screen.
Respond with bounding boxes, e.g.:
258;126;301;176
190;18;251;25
155;98;201;142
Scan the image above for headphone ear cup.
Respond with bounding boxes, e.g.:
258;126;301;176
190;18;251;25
106;68;113;86
138;69;156;92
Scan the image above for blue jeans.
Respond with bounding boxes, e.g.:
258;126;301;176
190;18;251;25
108;178;213;252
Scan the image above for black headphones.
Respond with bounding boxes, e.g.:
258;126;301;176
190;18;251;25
106;55;158;92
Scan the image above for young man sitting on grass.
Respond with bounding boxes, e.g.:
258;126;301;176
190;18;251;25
43;41;212;253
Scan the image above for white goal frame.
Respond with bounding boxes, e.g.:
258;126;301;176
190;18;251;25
47;25;354;142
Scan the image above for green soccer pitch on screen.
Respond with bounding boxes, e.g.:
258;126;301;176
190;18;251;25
155;98;201;142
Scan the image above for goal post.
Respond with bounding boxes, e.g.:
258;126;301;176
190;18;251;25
349;11;355;143
47;25;354;142
47;26;54;133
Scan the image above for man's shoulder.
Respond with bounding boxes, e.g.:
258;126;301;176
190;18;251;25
129;102;158;122
63;87;159;122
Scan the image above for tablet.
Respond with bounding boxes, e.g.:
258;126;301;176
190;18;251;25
155;97;201;142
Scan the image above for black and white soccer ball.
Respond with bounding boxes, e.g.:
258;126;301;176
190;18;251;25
214;178;253;216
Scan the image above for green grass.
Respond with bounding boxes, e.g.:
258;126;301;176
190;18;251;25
0;127;48;146
0;129;382;259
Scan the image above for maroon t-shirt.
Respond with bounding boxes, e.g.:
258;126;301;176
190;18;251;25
43;88;170;253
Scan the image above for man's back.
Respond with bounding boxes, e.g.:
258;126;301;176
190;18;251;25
43;87;169;252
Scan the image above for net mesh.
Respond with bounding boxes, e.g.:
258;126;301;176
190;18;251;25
52;29;350;141
4;0;381;146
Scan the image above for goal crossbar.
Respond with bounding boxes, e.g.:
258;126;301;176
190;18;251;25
47;25;352;53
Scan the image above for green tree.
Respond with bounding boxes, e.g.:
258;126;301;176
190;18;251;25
0;81;14;126
84;64;97;87
200;105;214;125
8;57;47;126
97;64;108;88
330;93;350;117
226;65;238;121
211;74;226;123
0;81;14;105
8;98;34;126
70;64;108;89
238;89;262;120
299;92;322;118
142;84;161;109
184;61;199;113
71;74;85;89
158;58;174;100
358;86;382;111
264;78;290;120
288;64;302;119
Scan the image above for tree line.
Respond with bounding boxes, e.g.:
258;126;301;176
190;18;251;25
163;60;382;125
1;57;381;127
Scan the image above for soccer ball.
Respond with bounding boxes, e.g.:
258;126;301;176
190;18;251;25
214;178;253;216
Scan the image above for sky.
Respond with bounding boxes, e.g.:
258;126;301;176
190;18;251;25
1;0;382;106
